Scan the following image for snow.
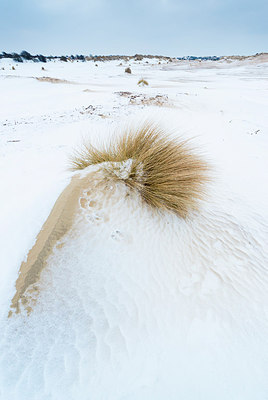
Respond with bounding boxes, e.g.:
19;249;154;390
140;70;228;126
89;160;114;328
0;57;267;399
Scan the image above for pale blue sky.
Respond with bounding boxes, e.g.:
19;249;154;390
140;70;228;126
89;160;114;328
0;0;267;56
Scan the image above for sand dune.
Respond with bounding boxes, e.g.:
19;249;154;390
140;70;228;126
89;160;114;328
0;56;267;400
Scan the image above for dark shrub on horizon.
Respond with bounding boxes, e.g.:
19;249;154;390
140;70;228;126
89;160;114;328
60;56;68;62
1;52;10;58
13;53;23;62
37;54;47;62
20;50;33;60
1;52;15;59
134;54;143;61
76;55;85;61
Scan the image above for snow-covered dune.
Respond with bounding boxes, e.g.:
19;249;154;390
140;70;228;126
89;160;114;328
0;57;267;399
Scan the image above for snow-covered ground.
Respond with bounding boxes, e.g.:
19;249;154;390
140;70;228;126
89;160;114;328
0;56;267;399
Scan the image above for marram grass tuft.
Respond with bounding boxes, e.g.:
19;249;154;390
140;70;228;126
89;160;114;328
70;123;209;217
138;79;149;86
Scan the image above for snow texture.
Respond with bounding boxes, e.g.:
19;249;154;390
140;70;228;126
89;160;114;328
0;56;268;399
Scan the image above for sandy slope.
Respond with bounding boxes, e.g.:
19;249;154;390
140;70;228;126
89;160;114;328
0;57;267;399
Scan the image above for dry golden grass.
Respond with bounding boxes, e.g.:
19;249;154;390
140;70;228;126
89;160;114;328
138;78;149;86
70;123;209;217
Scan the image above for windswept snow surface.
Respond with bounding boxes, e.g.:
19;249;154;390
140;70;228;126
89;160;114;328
0;57;268;399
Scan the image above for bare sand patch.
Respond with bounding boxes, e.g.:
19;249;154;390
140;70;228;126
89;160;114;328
9;172;97;316
36;76;76;84
115;91;171;107
130;94;170;106
222;53;268;64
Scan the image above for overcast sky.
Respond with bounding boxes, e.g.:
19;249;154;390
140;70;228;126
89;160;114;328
0;0;267;56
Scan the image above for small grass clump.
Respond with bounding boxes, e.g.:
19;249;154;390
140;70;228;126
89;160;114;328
138;79;149;86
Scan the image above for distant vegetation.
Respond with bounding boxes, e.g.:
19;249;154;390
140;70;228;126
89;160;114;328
0;51;48;63
0;51;174;63
0;51;266;64
0;51;85;63
177;56;221;61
